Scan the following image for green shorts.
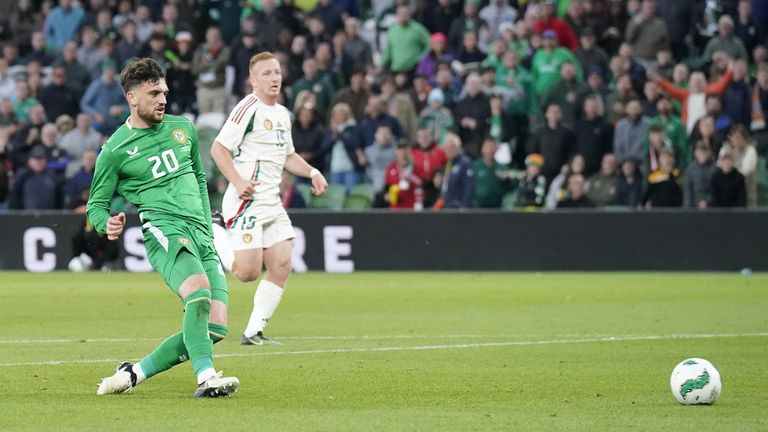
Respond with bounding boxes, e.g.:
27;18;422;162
142;219;228;305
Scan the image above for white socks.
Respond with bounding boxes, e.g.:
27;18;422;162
133;363;147;385
212;224;234;272
244;280;284;337
197;368;217;385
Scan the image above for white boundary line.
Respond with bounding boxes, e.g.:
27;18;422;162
0;332;765;368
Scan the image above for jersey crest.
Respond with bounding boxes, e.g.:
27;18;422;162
172;128;187;144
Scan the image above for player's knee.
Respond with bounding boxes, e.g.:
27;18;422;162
233;266;260;282
271;257;291;279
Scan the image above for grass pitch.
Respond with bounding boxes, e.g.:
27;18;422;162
0;272;766;431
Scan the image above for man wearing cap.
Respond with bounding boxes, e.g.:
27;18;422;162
9;146;63;210
416;32;454;82
533;0;578;50
381;5;431;77
531;30;582;97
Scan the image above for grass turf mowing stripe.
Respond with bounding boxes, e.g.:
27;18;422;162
1;332;765;368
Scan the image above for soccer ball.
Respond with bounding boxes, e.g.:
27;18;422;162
670;358;722;405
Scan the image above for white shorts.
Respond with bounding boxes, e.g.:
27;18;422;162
228;211;296;250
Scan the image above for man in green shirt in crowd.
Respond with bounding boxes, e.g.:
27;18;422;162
473;138;513;207
531;30;582;98
381;5;431;74
87;58;239;398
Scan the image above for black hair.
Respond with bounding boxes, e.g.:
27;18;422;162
119;57;165;93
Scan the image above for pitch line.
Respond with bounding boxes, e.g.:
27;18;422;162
0;332;765;368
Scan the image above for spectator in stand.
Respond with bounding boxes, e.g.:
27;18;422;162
322;102;365;191
454;72;490;159
574;29;609;79
191;26;230;114
166;31;197;115
381;5;430;76
447;0;488;54
617;43;648;96
735;0;763;60
683;142;718;209
655;0;696;61
141;31;173;72
574;96;613;177
653;61;734;134
643;148;682;208
479;0;517;41
434;65;461;112
412;127;447;208
384;140;422;209
703;94;734;136
39;65;79;121
642;80;662;118
546;153;585;209
435;132;473;209
416;33;453;83
9;146;62;209
614;158;643;208
711;151;747;207
330;69;370;122
279;172;306;209
59;113;101;177
541;61;587;129
456;31;486;74
613;99;649;166
344;18;373;68
418;88;454;146
515;153;547;208
624;0;669;65
533;0;577;50
531;30;581;98
473;138;512;208
654;49;676;79
719;125;758;206
0;59;15;102
688;115;724;163
606;74;638;123
642;124;672;179
43;0;85;51
381;75;418;144
576;68;609;120
359;95;404;149
12;81;40;125
57;41;91;98
80;61;124;134
37;122;67;174
423;0;459;36
10;0;42;56
292;103;326;173
723;60;751;129
289;58;334;113
115;19;142;69
586;153;619;207
532;103;575;184
311;0;344;34
10;104;46;171
703;15;748;62
65;148;96;208
23;32;54;66
557;174;595;208
76;26;106;80
133;5;154;43
364;124;397;202
647;97;687;164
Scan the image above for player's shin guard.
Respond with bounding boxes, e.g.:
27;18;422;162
182;288;215;383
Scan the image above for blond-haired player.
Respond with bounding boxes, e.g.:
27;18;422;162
211;52;328;345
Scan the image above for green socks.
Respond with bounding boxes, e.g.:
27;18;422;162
182;289;214;378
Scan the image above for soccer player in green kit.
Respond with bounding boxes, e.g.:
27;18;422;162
87;58;239;398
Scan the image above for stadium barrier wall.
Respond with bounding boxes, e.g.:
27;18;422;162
0;211;766;272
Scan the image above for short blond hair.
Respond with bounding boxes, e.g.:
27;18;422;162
249;51;276;69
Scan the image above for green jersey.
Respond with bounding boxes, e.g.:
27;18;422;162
86;114;212;236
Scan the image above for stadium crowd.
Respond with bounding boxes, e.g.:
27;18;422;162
0;0;767;211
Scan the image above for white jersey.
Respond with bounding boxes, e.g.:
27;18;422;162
215;94;295;226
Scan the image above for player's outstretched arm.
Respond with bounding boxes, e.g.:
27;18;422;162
210;141;258;199
285;152;328;196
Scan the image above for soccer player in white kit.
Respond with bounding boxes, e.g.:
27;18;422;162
210;52;328;345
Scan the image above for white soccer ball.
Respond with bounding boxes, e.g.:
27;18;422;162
670;358;722;405
67;257;86;272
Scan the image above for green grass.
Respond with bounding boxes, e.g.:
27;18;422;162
0;272;766;431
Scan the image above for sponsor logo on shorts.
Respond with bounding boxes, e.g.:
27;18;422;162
178;237;191;246
263;119;273;130
172;128;187;144
242;233;253;244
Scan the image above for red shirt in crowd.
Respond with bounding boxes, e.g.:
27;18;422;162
412;145;447;182
385;162;423;209
533;19;578;50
